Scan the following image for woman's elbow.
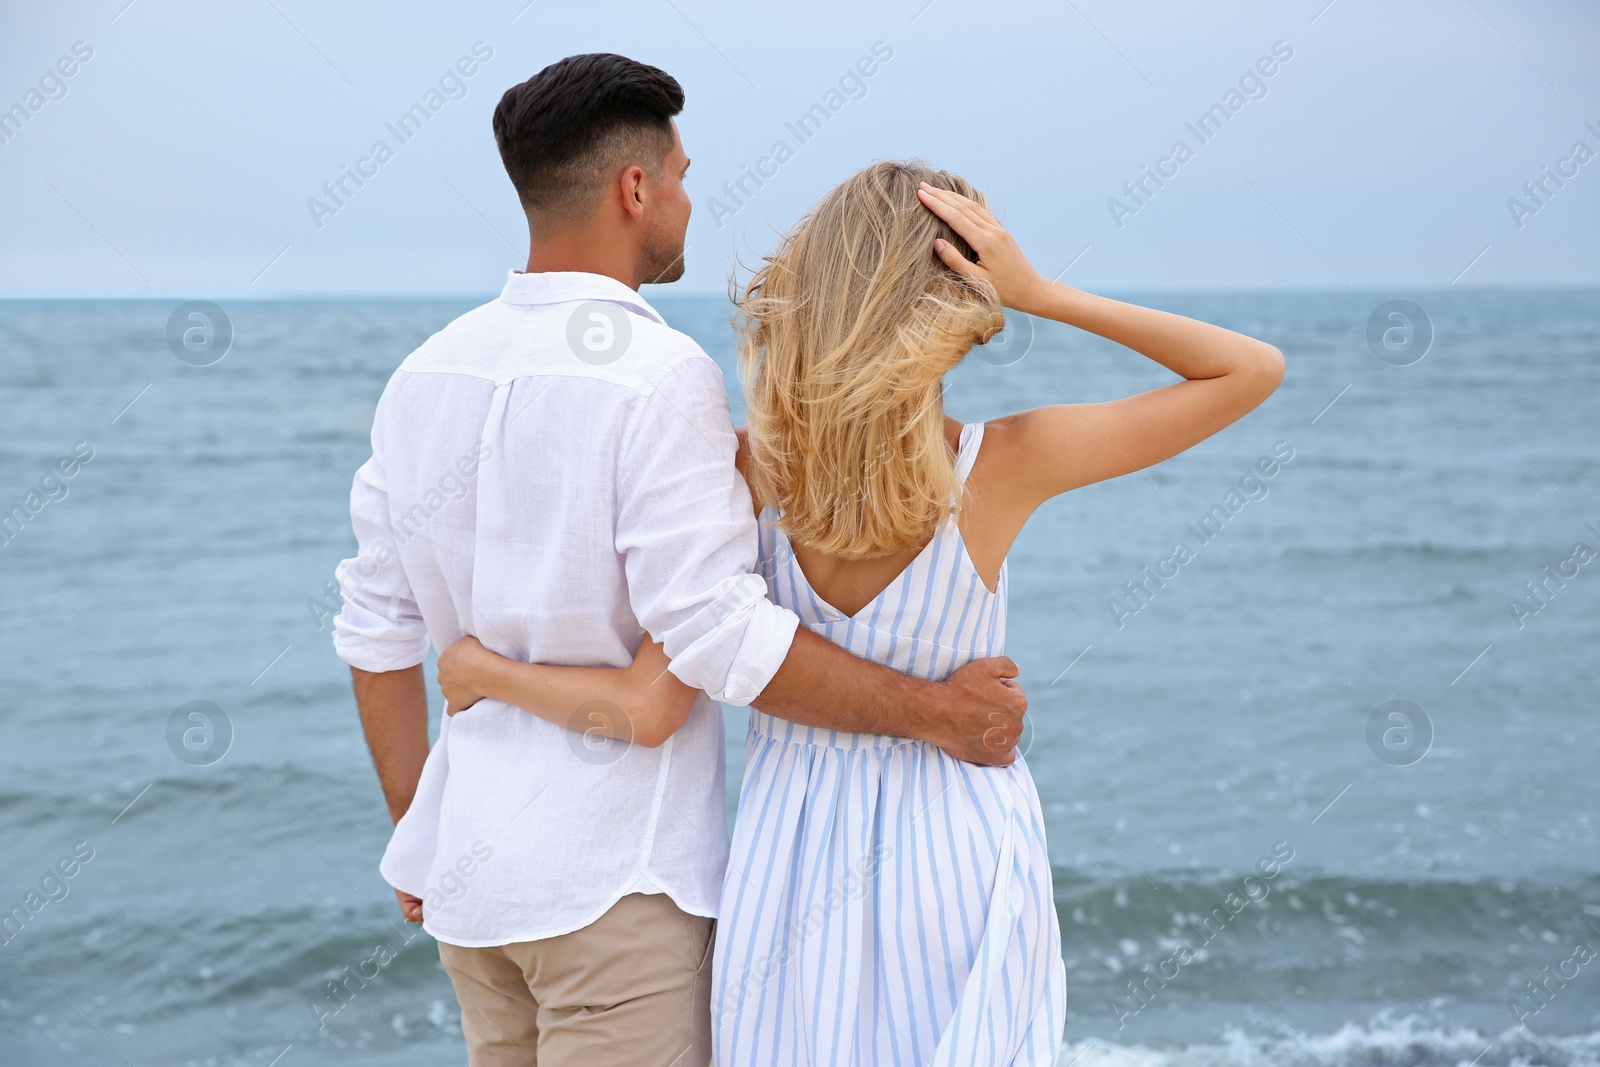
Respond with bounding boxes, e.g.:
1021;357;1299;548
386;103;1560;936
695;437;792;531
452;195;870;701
630;699;696;749
1249;342;1285;395
632;723;673;749
633;723;685;749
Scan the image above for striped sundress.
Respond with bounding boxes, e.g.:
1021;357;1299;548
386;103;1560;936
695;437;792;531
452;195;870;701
712;422;1066;1067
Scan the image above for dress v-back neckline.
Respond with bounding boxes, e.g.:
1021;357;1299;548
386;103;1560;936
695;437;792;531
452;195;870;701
786;524;944;623
770;422;992;623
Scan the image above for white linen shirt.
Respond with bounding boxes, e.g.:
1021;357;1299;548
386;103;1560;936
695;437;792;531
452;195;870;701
332;270;799;947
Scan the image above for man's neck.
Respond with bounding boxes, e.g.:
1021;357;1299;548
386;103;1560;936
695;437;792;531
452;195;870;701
524;228;639;290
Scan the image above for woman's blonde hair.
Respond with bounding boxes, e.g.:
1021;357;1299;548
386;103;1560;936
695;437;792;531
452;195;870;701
735;160;1003;560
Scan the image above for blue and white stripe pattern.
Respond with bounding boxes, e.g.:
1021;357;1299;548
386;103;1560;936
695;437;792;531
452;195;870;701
713;422;1066;1066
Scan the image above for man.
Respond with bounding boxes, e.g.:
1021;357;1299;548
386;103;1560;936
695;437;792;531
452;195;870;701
332;53;1026;1067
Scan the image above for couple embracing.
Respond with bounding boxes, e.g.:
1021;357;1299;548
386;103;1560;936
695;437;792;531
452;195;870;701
333;52;1281;1067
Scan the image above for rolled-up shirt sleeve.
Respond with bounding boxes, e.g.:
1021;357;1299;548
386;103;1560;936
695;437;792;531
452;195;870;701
614;353;799;706
331;446;431;673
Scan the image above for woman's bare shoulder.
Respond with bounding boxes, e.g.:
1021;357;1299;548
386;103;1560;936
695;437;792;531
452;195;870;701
734;426;759;517
734;426;752;477
962;414;1050;524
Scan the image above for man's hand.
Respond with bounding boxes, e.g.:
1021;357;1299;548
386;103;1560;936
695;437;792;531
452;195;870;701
395;888;423;923
753;629;1030;758
927;656;1028;767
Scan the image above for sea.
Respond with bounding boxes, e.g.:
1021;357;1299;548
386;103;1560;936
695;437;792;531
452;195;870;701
1;289;1596;1066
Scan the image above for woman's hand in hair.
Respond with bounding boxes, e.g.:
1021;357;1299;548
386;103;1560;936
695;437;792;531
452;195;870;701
917;183;1052;315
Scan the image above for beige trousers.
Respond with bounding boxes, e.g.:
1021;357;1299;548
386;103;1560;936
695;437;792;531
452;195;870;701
436;893;714;1067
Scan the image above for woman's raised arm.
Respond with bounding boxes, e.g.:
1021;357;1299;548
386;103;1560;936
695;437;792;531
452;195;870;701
917;182;1283;512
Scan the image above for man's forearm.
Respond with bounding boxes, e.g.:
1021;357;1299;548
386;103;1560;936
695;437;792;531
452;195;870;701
351;664;430;824
751;626;945;740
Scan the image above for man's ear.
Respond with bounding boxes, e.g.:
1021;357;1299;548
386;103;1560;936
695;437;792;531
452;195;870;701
618;164;647;222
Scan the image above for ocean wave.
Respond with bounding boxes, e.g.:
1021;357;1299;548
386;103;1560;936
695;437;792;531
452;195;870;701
1054;870;1600;920
1052;871;1599;1010
1063;1014;1600;1067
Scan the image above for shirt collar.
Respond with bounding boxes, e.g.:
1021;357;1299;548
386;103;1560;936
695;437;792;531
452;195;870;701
499;269;665;325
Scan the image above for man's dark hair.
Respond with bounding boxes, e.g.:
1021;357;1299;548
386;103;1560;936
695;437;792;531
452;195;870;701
493;53;684;224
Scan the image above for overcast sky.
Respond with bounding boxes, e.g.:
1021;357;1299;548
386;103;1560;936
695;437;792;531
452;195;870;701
1;0;1595;295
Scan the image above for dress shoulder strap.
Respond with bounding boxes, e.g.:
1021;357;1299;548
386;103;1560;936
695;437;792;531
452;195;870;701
953;421;986;484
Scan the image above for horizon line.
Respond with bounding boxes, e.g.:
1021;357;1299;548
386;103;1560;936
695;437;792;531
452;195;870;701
3;282;1598;302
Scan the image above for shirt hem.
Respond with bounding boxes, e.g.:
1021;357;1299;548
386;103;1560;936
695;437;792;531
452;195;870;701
420;874;720;948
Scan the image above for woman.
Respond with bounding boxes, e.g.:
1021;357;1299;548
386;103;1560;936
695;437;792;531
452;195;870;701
438;162;1283;1064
